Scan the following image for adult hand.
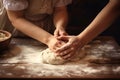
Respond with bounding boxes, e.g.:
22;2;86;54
56;35;83;60
54;27;68;38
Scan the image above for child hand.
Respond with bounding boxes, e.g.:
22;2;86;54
47;36;65;53
54;27;68;38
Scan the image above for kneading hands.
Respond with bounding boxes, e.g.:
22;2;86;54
54;0;120;60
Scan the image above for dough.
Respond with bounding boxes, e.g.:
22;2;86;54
40;48;86;65
40;48;66;65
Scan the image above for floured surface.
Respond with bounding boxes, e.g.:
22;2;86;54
40;48;86;65
0;37;120;78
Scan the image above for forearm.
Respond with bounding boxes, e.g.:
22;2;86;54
78;0;120;44
7;11;53;45
54;6;68;29
13;18;53;44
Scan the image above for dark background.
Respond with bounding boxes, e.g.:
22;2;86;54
67;0;120;44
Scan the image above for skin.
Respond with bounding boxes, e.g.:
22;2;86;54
56;0;120;60
6;6;69;52
54;6;68;37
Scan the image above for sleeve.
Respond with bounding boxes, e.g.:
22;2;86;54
55;0;72;7
3;0;28;11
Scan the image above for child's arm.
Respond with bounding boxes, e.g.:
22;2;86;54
53;6;69;37
6;10;63;52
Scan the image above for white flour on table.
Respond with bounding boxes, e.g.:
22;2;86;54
0;39;120;78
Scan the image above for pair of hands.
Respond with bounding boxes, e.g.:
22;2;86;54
48;28;83;60
47;28;67;53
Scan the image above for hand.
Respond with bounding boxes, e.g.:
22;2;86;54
56;35;83;60
47;36;65;53
54;27;68;38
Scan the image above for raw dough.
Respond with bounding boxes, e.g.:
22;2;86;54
40;48;86;65
40;48;66;65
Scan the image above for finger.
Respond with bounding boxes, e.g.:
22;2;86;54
59;47;74;56
54;41;66;53
62;52;74;60
52;42;62;50
60;41;66;45
57;41;62;47
54;31;59;37
58;40;67;48
55;43;71;53
54;33;59;38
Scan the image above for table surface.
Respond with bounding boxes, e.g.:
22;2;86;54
0;36;120;79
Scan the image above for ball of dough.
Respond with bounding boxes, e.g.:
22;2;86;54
40;48;86;65
40;48;66;65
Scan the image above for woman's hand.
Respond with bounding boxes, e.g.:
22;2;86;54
56;35;84;60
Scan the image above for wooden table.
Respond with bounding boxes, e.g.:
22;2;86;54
0;36;120;79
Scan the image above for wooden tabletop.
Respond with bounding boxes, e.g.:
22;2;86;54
0;36;120;79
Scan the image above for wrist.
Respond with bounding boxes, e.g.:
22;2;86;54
77;35;88;47
56;25;65;30
45;35;54;46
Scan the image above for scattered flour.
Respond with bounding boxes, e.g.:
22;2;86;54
40;48;86;65
0;39;120;78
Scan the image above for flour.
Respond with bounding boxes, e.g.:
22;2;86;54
0;39;120;78
113;67;120;73
0;45;44;63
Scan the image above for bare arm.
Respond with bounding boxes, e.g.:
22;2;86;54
78;0;120;45
6;10;53;45
6;10;66;52
56;0;120;60
53;6;69;37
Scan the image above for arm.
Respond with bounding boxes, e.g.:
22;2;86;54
53;6;69;37
77;0;120;45
7;10;52;44
6;10;63;52
56;0;120;59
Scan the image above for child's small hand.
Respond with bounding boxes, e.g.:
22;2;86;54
47;36;65;53
54;27;68;38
